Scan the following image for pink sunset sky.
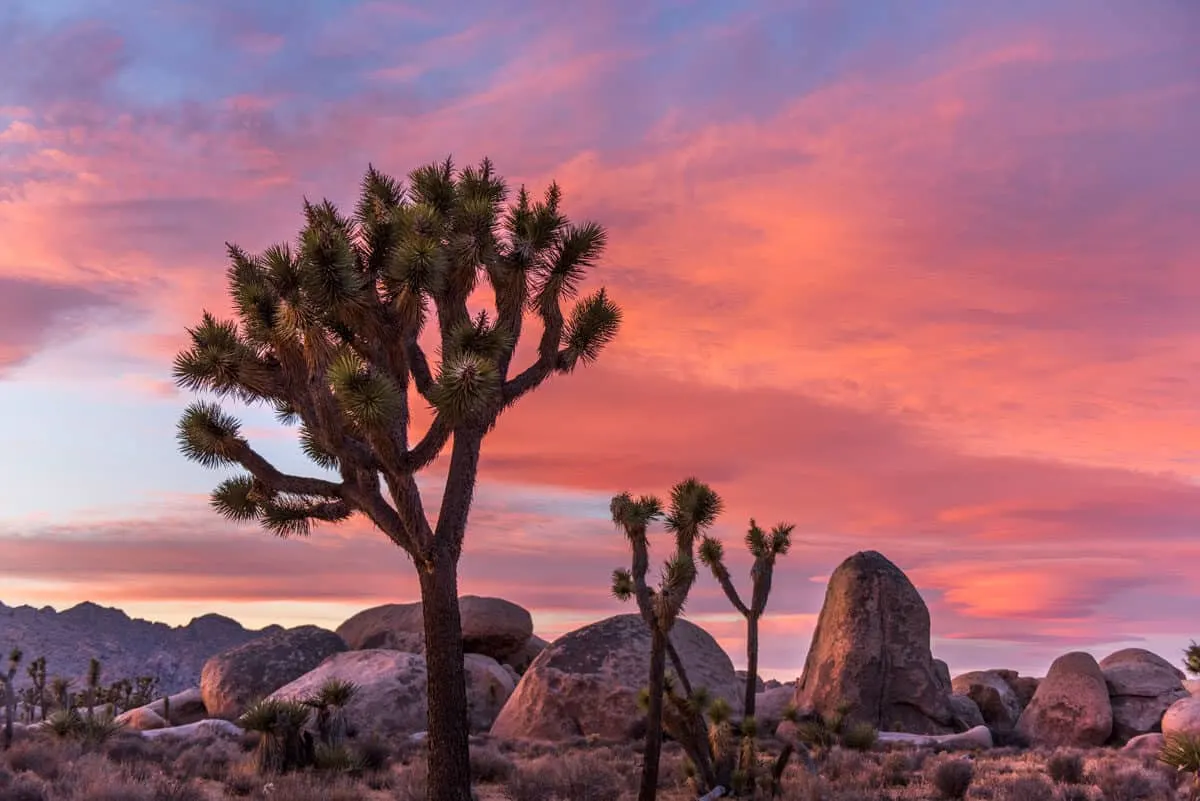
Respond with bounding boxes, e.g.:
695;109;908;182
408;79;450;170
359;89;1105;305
1;0;1198;681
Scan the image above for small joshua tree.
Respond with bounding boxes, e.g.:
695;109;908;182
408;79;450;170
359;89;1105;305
49;675;73;712
1;647;21;750
85;658;102;720
26;656;46;721
698;518;793;720
173;158;621;801
612;478;723;801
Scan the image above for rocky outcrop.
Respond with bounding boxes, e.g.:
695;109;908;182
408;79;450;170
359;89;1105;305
1099;648;1189;743
507;635;549;675
116;687;207;729
0;600;276;695
1015;652;1112;747
947;694;985;730
933;660;952;693
755;686;796;729
268;649;515;737
200;626;347;720
951;671;1023;731
1162;696;1200;738
792;551;956;734
336;596;534;664
139;719;243;740
874;725;993;750
490;614;739;741
117;707;168;731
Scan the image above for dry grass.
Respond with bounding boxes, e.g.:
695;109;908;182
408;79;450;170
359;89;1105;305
0;730;1195;801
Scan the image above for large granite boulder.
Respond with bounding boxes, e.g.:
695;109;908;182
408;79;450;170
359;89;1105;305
947;694;986;730
336;596;533;664
200;625;347;720
952;671;1024;731
507;635;549;675
490;614;739;741
1162;696;1200;738
1015;652;1112;747
792;551;956;734
269;649;514;737
1099;648;1189;743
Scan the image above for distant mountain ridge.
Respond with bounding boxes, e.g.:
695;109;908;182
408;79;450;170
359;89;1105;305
0;600;281;694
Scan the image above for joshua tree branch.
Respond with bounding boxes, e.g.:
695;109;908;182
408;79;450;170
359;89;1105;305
229;440;346;499
711;565;751;618
405;336;437;402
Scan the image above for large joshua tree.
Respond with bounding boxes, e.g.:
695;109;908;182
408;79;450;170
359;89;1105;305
172;157;622;801
612;479;723;801
699;519;794;719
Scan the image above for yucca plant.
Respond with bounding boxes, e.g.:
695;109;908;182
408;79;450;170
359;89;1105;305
1160;733;1200;799
1185;641;1200;677
698;518;794;719
173;158;622;801
1;647;20;750
304;678;358;747
239;698;315;774
612;478;723;801
46;708;84;739
78;711;125;749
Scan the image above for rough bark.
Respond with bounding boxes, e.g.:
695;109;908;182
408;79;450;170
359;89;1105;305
420;561;472;801
639;627;669;801
744;614;760;720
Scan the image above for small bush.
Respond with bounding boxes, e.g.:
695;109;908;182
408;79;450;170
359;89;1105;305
2;773;49;801
391;758;429;801
999;775;1054;801
880;750;911;787
1056;787;1091;801
1088;759;1172;801
839;721;879;752
504;750;625;801
5;742;66;780
354;736;391;772
931;758;974;799
1047;750;1085;785
222;770;258;798
152;777;208;801
469;743;515;783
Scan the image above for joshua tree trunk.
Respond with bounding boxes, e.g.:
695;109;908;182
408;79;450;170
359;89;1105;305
639;627;669;801
419;560;472;801
744;613;760;720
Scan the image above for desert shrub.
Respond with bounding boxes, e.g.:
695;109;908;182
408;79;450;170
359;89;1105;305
1055;787;1091;801
931;757;974;799
1;773;48;801
998;775;1054;801
222;768;258;798
1088;759;1172;801
171;737;239;781
840;721;879;751
879;750;911;786
364;769;394;791
469;743;515;783
391;758;429;801
252;774;362;801
238;698;312;774
504;750;625;801
1047;750;1085;784
151;777;208;801
79;780;155;801
4;741;67;780
354;736;391;772
104;733;153;765
312;743;363;774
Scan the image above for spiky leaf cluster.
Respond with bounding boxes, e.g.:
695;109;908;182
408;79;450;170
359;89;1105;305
1185;641;1200;677
173;158;622;549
